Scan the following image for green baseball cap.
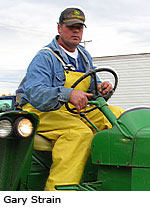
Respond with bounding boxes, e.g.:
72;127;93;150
59;8;86;27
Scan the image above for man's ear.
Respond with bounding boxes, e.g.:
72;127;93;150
57;24;61;34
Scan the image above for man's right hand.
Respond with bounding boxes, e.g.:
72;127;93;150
69;90;93;113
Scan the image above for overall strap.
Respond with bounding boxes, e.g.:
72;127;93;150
42;47;68;69
42;47;75;71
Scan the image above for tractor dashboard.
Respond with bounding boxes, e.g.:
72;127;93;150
0;95;16;112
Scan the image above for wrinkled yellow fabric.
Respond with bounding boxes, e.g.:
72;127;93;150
22;71;124;191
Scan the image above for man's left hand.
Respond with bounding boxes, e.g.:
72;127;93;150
97;81;112;96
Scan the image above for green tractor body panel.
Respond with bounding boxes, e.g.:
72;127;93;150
91;126;133;166
92;108;150;167
91;107;150;191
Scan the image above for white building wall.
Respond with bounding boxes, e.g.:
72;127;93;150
93;53;150;110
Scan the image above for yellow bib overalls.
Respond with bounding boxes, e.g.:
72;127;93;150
22;49;124;191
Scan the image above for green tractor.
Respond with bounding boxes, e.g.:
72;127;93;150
1;67;150;191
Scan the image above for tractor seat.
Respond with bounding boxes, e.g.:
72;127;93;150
34;134;55;151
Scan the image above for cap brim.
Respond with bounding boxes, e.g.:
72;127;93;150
64;20;86;27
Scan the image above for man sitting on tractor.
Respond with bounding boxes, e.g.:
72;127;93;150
18;7;124;190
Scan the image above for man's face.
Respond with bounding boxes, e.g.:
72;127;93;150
58;23;84;50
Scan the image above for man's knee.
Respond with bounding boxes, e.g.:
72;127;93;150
78;126;94;144
66;123;93;144
83;126;93;137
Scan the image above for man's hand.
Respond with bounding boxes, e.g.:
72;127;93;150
69;90;93;113
97;81;112;96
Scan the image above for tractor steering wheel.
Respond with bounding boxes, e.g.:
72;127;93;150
65;67;118;114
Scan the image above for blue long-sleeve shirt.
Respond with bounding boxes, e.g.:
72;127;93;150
20;36;100;111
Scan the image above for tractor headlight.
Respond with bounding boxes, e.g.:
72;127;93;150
16;118;33;138
0;119;12;138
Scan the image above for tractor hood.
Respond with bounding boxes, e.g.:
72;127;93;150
91;107;150;167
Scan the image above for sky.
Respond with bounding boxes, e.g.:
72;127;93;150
0;0;150;94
